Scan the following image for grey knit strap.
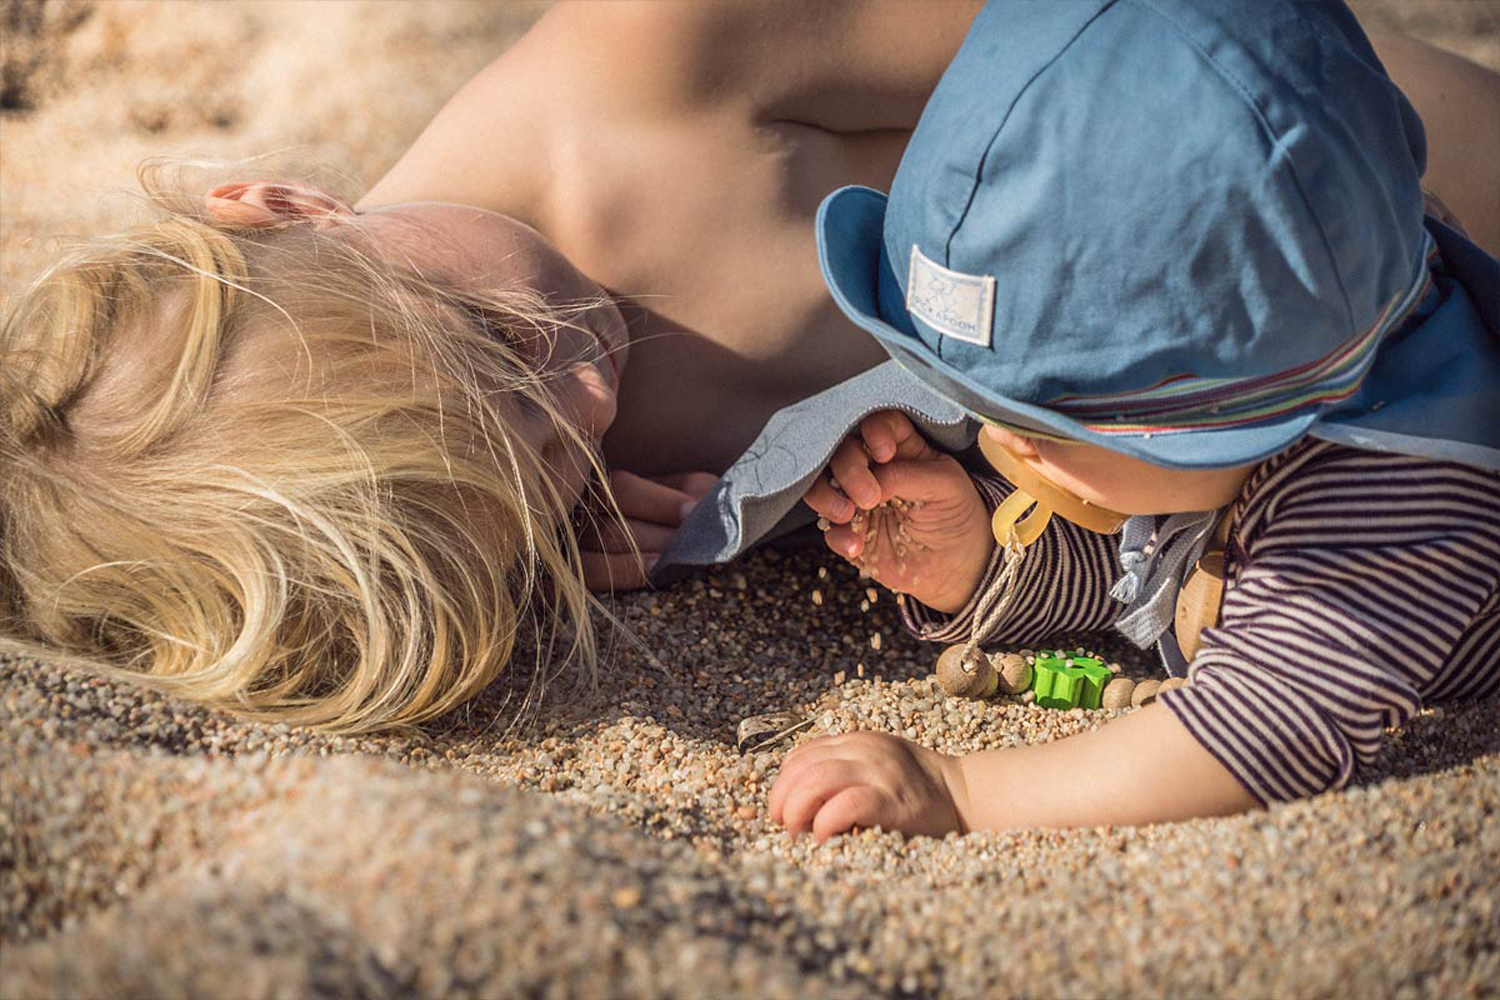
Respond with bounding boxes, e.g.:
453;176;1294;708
1111;510;1222;649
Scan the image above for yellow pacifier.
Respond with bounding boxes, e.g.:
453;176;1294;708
977;433;1128;547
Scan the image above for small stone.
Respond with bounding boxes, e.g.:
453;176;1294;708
1102;677;1136;710
611;886;643;909
870;632;883;651
936;645;998;700
812;589;824;606
735;805;757;821
991;653;1033;695
1131;678;1162;707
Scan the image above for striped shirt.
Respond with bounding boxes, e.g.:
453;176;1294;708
901;439;1500;805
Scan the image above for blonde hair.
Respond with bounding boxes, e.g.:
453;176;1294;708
0;163;614;733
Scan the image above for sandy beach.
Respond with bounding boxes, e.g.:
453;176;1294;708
3;2;1498;997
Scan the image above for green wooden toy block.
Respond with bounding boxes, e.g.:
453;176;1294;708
1031;651;1112;709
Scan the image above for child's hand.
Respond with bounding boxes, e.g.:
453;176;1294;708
579;469;718;591
768;731;967;842
803;411;993;613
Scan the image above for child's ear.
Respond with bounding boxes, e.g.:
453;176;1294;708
981;424;1040;459
204;182;354;228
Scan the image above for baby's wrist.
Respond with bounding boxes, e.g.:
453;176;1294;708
950;749;1026;833
939;752;975;835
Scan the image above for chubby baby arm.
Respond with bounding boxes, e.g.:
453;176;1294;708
769;703;1258;840
951;702;1259;831
803;411;995;613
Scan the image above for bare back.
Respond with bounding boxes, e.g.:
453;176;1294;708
360;2;981;475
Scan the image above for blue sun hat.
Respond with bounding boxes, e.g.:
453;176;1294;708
818;0;1500;471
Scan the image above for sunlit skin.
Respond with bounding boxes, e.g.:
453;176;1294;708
352;1;993;587
780;411;1260;839
209;6;1491;599
350;201;724;583
353;201;630;516
982;426;1258;517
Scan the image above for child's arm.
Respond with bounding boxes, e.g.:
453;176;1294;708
952;703;1259;830
769;703;1258;840
577;470;719;591
781;410;1260;838
779;445;1500;841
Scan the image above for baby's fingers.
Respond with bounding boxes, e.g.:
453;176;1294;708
804;472;856;524
869;452;975;506
813;785;886;843
768;737;836;821
821;521;866;562
829;437;882;509
858;411;931;463
772;758;864;834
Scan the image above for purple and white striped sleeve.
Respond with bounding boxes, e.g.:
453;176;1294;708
1159;444;1500;805
898;473;1121;645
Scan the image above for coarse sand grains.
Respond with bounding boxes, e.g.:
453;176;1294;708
3;544;1498;999
2;2;1498;994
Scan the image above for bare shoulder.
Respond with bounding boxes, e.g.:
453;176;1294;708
358;2;784;216
530;0;982;128
1366;29;1500;253
362;1;980;228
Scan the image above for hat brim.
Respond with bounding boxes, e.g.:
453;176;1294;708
816;186;1319;470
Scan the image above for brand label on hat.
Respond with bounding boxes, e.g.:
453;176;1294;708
906;245;995;348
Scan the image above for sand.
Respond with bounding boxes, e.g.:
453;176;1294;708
2;2;1498;997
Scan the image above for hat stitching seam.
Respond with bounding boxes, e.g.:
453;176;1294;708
940;1;1119;292
1130;0;1358;343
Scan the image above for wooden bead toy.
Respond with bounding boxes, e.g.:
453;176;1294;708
992;652;1033;695
936;644;998;699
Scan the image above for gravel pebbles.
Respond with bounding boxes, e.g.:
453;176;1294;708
3;1;1497;994
3;544;1497;999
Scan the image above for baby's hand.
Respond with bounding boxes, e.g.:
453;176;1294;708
803;411;993;613
768;732;966;842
